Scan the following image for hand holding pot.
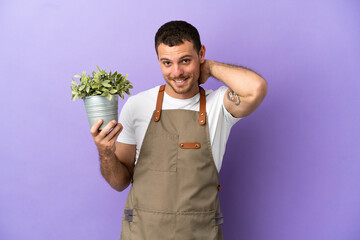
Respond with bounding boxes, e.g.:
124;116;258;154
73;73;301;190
90;119;123;155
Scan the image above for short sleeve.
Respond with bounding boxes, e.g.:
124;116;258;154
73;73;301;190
117;97;137;144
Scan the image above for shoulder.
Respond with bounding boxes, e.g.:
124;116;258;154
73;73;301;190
202;85;227;114
204;85;228;102
123;86;159;107
120;86;159;118
129;86;159;101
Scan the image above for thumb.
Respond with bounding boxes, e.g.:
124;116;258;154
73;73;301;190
90;119;103;136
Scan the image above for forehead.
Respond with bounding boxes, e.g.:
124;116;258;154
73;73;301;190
157;41;198;60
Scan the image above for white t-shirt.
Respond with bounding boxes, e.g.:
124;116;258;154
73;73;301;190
117;85;241;172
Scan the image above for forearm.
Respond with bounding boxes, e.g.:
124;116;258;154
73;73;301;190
99;149;131;192
207;60;266;98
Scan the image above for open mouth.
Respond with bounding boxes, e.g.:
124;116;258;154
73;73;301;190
173;76;190;85
174;79;185;83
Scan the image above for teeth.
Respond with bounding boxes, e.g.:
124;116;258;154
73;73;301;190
174;80;184;83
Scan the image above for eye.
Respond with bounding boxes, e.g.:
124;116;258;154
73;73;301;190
163;61;171;66
182;59;190;64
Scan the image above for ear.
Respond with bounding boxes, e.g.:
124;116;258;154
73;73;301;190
199;45;206;63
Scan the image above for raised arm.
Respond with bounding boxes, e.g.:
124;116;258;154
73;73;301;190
91;119;136;192
200;59;268;118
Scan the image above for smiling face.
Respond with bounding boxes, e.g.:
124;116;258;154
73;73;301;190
157;40;205;99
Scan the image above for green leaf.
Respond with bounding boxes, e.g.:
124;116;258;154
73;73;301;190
106;94;112;101
110;89;117;94
93;83;101;89
71;80;79;86
94;72;101;79
102;83;112;88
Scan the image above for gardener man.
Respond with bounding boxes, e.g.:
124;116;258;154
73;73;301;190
90;20;267;239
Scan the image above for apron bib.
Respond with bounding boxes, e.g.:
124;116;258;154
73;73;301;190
120;85;224;240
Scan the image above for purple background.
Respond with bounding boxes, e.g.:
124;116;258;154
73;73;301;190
1;0;359;239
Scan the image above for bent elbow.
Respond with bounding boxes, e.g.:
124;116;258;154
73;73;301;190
111;182;130;192
254;77;268;100
108;177;131;192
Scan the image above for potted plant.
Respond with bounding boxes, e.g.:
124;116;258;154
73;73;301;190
71;66;133;130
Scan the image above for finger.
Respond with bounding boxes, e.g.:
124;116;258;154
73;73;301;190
113;125;123;139
90;119;103;137
109;124;123;146
105;123;123;142
98;120;118;139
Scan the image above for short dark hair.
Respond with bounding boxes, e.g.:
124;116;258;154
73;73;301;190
155;20;201;55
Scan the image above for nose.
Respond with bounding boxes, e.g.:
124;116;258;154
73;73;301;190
172;64;184;78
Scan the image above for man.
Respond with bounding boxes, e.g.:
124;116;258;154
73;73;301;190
91;21;267;239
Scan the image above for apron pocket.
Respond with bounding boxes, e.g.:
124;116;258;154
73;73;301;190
130;209;176;240
175;211;220;240
148;132;178;172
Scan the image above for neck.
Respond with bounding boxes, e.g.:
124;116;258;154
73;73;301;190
164;84;200;99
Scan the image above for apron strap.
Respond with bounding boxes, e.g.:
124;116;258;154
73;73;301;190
154;85;165;122
199;87;206;125
154;85;207;126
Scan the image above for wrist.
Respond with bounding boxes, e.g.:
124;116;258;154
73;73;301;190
206;60;215;77
99;147;116;162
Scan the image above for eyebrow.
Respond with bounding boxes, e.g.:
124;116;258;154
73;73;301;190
159;55;193;61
